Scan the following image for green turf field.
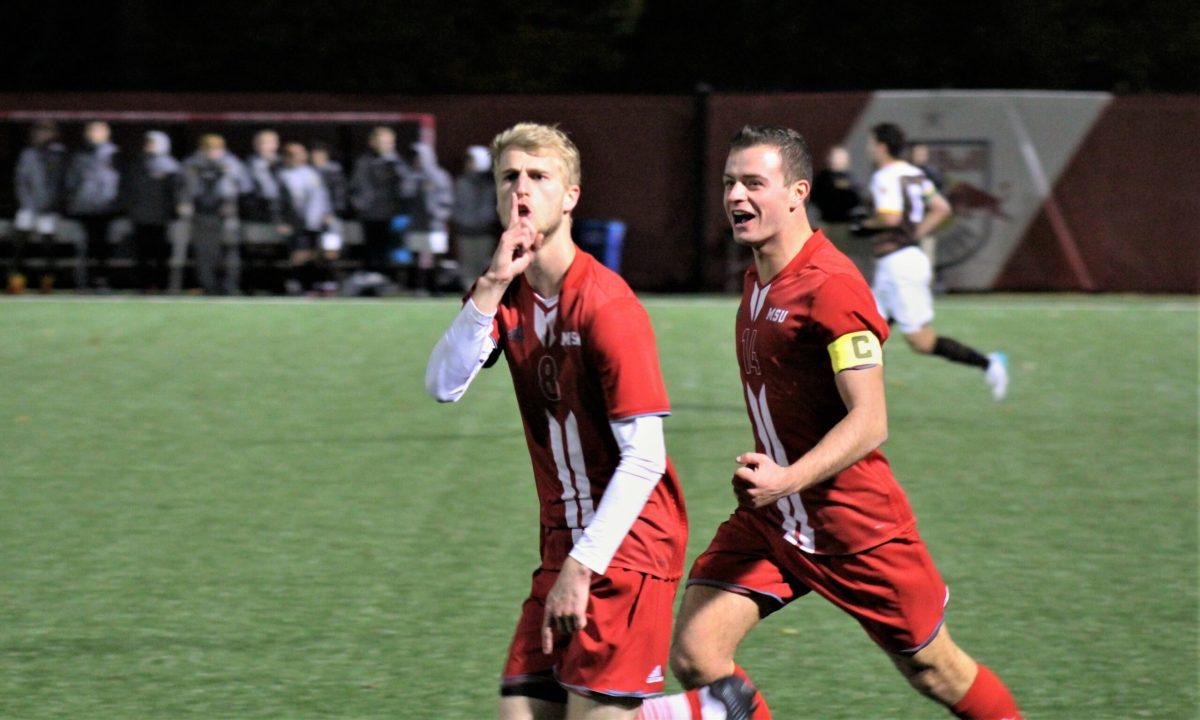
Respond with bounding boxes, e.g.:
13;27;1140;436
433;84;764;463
1;294;1196;719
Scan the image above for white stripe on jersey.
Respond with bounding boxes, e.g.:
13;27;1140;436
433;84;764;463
749;282;771;321
548;409;584;538
745;382;815;552
754;384;788;467
563;412;595;540
534;296;559;347
745;382;780;464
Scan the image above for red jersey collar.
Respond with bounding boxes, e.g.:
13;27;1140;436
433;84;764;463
747;229;830;287
560;245;590;292
518;244;590;304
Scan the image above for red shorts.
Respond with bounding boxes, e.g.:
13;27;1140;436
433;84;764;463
502;566;679;700
688;509;947;654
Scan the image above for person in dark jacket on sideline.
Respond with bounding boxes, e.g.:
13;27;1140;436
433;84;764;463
11;120;68;291
810;144;870;278
178;134;250;295
65;121;121;290
451;145;498;289
404;141;454;295
122;130;181;291
242;128;282;225
350;126;416;276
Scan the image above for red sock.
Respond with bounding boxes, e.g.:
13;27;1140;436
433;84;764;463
950;664;1022;720
730;664;772;719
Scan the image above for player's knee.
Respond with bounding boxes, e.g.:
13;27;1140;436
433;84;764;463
905;332;935;354
671;639;738;690
669;644;721;690
668;653;705;690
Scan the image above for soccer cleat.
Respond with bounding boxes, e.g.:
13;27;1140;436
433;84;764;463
986;352;1009;401
708;675;759;720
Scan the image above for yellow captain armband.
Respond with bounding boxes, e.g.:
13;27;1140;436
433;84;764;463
827;331;883;372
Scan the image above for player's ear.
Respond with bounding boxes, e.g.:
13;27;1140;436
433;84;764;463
789;179;811;211
563;185;581;214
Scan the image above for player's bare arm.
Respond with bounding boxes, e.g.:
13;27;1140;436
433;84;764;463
472;192;542;313
914;191;951;239
540;556;592;655
733;363;888;509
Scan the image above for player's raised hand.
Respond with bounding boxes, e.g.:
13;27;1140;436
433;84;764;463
732;452;795;509
486;193;542;284
471;193;544;313
540;556;592;655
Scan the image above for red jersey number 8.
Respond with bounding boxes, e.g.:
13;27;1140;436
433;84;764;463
538;355;562;401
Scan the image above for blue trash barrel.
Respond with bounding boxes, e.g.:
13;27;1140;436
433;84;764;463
574;219;626;273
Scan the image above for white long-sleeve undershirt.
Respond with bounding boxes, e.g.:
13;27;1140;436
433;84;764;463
424;298;497;403
568;414;664;575
424;300;666;575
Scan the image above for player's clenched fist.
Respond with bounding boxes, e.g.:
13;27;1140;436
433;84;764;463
732;452;796;509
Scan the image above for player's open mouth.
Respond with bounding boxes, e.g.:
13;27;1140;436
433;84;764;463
518;203;532;217
731;210;755;227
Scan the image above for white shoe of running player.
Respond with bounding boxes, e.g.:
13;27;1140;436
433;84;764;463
986;352;1009;401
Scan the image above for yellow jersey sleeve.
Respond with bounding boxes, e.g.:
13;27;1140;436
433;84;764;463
827;331;882;372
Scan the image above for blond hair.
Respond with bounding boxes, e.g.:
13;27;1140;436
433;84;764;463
490;123;581;186
198;133;226;151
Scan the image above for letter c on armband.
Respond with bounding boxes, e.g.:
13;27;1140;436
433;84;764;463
827;331;882;372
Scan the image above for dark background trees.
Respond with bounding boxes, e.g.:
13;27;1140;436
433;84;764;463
2;0;1196;93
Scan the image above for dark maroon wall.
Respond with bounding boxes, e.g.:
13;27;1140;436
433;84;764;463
995;95;1200;293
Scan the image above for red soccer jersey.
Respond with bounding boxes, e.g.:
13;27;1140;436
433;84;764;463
485;250;688;580
736;230;916;554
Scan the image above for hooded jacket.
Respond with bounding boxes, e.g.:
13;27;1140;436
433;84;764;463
408;143;454;234
349;151;416;221
278;163;332;232
15;140;69;213
242;153;283;223
181;151;250;217
314;160;348;216
123;131;182;225
66;141;120;216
